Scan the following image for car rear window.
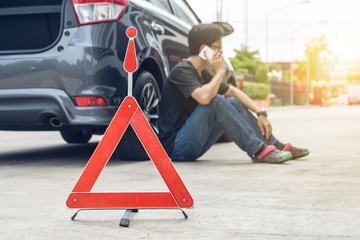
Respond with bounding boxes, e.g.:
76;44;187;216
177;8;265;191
146;0;172;13
169;0;199;26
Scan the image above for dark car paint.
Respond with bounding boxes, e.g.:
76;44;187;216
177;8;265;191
0;0;234;132
0;0;185;130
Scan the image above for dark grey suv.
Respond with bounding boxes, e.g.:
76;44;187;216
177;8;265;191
0;0;234;160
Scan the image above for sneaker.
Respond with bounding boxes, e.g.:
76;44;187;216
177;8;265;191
252;145;292;164
282;143;309;159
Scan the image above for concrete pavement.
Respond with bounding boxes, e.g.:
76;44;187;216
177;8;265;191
1;105;360;239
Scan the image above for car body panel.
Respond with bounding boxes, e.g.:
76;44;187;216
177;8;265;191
0;0;234;133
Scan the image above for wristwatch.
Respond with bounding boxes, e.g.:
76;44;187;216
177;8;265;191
257;109;268;117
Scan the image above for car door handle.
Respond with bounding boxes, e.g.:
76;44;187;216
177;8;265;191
151;21;165;35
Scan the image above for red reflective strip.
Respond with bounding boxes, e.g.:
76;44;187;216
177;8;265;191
75;96;108;107
67;192;178;209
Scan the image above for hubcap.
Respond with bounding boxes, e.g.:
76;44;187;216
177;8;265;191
139;82;160;134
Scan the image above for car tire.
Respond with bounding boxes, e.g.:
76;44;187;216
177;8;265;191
60;130;92;143
113;71;161;160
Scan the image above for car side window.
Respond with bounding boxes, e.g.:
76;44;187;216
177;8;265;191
169;0;199;26
145;0;172;13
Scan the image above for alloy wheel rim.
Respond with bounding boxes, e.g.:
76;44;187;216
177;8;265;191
139;82;160;134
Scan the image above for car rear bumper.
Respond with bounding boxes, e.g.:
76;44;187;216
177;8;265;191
0;88;117;130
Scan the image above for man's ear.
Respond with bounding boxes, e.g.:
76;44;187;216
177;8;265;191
198;44;206;54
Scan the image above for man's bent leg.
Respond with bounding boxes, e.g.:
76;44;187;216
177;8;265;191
171;105;224;161
227;97;277;146
172;95;265;161
226;97;308;161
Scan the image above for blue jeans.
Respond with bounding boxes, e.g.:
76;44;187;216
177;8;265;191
170;95;278;161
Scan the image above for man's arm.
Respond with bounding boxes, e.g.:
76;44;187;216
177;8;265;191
224;85;273;140
191;51;226;105
223;85;262;113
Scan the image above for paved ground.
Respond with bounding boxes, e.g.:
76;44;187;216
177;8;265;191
1;105;360;239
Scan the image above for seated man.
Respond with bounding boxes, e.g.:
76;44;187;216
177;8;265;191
158;23;309;163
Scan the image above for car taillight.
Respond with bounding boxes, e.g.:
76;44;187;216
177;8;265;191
75;96;108;107
72;0;128;25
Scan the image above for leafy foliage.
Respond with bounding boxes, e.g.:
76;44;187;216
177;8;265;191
243;81;270;100
230;45;273;84
304;36;336;82
291;36;337;88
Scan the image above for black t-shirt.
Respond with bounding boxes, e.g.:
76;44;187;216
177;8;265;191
158;60;230;154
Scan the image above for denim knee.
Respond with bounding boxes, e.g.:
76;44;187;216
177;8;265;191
227;96;246;111
209;94;227;108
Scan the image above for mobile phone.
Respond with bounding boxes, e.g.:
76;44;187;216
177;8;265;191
199;45;214;61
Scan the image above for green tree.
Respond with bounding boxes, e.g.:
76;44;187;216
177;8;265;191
301;36;337;104
304;36;336;82
293;60;307;85
292;36;337;86
230;45;272;84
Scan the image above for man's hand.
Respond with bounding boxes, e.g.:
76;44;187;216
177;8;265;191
257;115;272;140
206;50;226;74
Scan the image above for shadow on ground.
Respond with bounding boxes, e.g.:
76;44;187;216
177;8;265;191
0;143;139;167
0;143;96;161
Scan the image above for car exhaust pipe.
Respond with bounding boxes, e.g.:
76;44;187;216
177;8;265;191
50;117;63;127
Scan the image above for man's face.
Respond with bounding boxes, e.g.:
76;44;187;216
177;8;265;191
205;39;223;71
210;39;222;52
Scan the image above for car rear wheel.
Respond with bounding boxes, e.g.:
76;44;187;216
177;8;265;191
60;130;92;143
113;71;160;160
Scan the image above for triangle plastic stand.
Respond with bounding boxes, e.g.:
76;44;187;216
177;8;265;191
66;96;193;210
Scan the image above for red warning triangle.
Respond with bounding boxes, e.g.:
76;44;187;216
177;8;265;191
66;96;193;209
